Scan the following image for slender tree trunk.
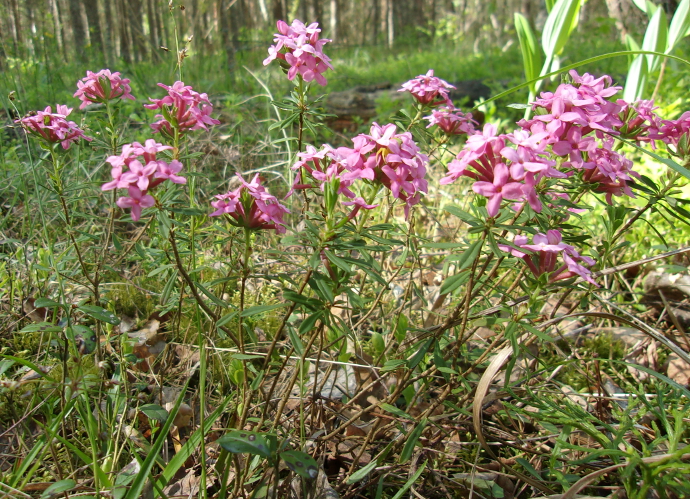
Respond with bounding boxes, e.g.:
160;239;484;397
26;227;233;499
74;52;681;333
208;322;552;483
387;0;394;47
311;0;322;22
118;0;132;63
127;0;147;61
84;0;104;61
147;0;161;60
8;0;22;56
68;0;87;61
329;0;337;39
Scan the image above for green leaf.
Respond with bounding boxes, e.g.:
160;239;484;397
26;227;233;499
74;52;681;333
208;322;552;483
217;311;238;328
140;404;169;423
298;310;323;335
400;419;428;463
193;280;227;308
347;459;378;484
380;403;414;421
390;462;427;499
79;305;120;325
34;298;61;309
324;250;352;274
231;353;264;360
667;0;690;52
240;303;289;317
41;479;76;499
408;337;433;370
287;326;305;355
280;450;319;479
439;270;469;295
515;13;542;93
624;54;649;102
642;7;668;72
19;322;63;333
216;430;276;458
381;359;406;373
542;0;582;57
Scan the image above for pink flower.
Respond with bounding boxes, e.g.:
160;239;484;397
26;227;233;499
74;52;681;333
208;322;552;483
74;69;135;109
17;105;92;150
210;173;290;233
499;230;597;285
264;19;333;86
424;106;477;135
145;81;220;137
116;186;155;221
102;141;187;220
471;163;525;217
399;69;455;107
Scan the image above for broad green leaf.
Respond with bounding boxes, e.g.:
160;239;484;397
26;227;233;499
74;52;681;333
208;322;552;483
41;479;76;498
139;404;169;423
541;0;581;57
642;7;668;72
34;298;61;309
667;0;690;52
631;0;647;13
216;430;276;458
399;419;428;463
19;322;63;333
625;34;641;66
624;54;648;102
515;13;542;93
79;305;121;325
280;450;318;479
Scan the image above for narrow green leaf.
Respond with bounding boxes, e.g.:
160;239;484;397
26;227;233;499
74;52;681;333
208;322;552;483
400;419;428;464
193;280;227;308
298;310;323;335
542;0;581;57
347;459;378;484
408;337;433;370
380;403;414;421
515;13;542;93
390;462;427;499
439;271;469;295
240;303;289;317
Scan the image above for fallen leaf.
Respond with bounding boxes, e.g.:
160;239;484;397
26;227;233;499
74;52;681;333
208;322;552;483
666;353;690;385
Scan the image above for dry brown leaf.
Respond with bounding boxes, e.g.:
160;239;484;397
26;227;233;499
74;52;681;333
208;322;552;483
162;467;200;498
666;353;690;385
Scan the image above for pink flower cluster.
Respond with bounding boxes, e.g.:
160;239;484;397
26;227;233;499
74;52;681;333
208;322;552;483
210;174;290;233
74;69;135;110
291;122;429;218
144;81;220;137
499;230;597;285
441;70;648;215
399;69;455;107
102;139;186;221
424;106;477;136
17;105;92;150
263;20;333;86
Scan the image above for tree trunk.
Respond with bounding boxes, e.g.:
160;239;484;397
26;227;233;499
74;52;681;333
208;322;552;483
127;0;147;61
84;0;104;61
147;0;161;60
387;0;394;48
329;0;337;39
118;0;132;63
68;0;87;61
